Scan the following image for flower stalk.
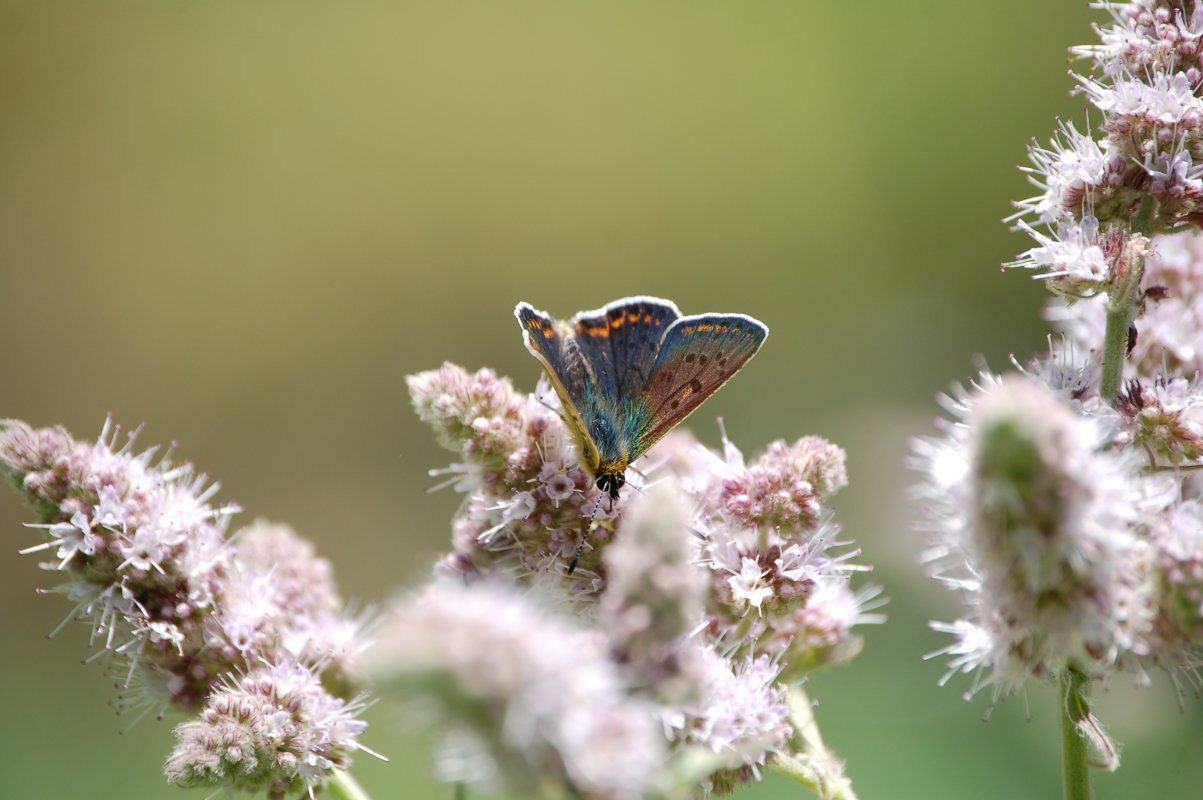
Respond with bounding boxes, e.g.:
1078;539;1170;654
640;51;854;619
1099;291;1135;403
327;770;374;800
771;687;859;800
1059;669;1094;800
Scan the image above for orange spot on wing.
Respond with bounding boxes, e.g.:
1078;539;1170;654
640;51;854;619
542;328;555;339
642;313;653;323
610;316;625;329
697;324;714;332
627;312;640;323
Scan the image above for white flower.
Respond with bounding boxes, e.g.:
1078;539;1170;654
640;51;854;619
93;485;128;531
542;471;577;503
118;522;184;574
1014;122;1111;223
1082;71;1203;125
21;511;101;569
675;649;790;771
1009;216;1116;292
729;559;774;611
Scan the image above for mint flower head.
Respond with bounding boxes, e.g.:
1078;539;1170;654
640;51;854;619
0;418;373;796
403;362;876;798
913;374;1167;695
409;363;621;589
165;660;370;799
1;418;241;713
1007;2;1203;337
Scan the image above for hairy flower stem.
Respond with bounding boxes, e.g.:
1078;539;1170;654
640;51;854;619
328;770;374;800
1100;296;1135;403
770;687;859;800
1059;669;1094;800
1101;202;1156;402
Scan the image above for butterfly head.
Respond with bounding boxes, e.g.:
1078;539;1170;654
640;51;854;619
595;470;626;501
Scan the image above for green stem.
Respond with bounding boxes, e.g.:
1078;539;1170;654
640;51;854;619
454;783;467;800
1060;669;1094;800
1099;197;1159;402
771;687;859;800
1100;199;1157;402
326;769;374;800
1099;297;1133;402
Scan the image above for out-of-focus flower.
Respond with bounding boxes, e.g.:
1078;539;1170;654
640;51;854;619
914;374;1166;695
599;483;708;700
364;580;666;800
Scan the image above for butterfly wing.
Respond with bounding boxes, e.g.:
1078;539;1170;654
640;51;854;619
633;312;768;457
569;296;681;407
515;302;602;473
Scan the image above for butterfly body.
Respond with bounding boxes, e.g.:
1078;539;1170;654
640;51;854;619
516;296;768;501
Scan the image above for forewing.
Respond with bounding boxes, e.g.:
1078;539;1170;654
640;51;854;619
635;313;768;455
570;296;680;405
514;302;601;472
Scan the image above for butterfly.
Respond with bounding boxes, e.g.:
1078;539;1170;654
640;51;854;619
515;296;769;503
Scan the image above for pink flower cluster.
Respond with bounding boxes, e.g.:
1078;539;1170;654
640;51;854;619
401;362;880;796
0;419;369;797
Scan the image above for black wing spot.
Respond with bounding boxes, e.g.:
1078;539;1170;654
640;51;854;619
698;355;709;366
684;353;696;364
670;398;681;409
717;355;728;366
688;378;703;393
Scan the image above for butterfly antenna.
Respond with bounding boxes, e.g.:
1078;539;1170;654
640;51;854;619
535;392;568;424
567;494;603;575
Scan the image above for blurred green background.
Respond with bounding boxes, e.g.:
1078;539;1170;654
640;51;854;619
1;1;1198;798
